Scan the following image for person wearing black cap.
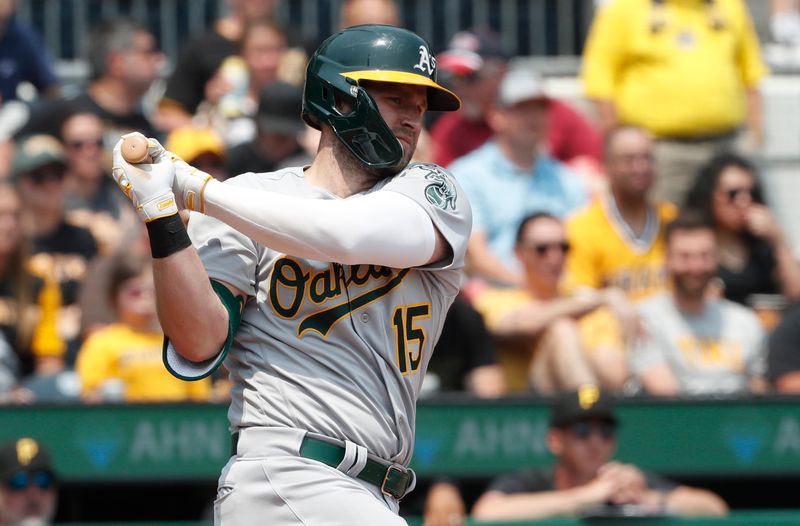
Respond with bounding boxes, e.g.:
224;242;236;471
224;81;307;177
471;386;728;521
14;135;98;315
13;135;94;402
0;437;58;526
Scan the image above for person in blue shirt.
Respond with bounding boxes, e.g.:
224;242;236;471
449;66;587;286
0;0;60;102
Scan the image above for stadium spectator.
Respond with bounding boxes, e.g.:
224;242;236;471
630;215;768;396
0;437;58;525
449;66;588;286
339;0;401;28
771;0;800;45
423;479;467;526
565;126;677;385
0;182;57;374
684;152;800;306
166;126;228;181
766;303;800;393
14;135;97;375
224;81;305;177
582;0;768;206
203;19;290;146
473;214;624;393
567;126;676;300
77;223;150;339
432;29;602;170
0;0;60;102
470;386;728;520
0;181;70;404
0;332;19;401
76;254;210;402
61;112;135;256
425;296;506;398
16;19;162;146
0;0;58;179
152;0;285;132
15;277;80;404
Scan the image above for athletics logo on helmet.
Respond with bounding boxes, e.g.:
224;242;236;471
302;24;460;170
413;45;436;76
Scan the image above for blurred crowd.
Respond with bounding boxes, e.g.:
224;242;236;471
0;0;798;408
1;1;800;525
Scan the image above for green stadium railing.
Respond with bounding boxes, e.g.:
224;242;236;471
2;396;800;481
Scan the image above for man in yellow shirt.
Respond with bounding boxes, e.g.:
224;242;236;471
566;126;676;384
567;126;677;301
76;255;209;402
582;0;768;205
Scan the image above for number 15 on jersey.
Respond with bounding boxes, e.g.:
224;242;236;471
392;303;431;375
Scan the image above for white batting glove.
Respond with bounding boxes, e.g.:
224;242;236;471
111;133;178;222
172;157;214;213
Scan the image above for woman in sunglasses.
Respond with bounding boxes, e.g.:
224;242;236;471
684;152;800;307
61;112;136;256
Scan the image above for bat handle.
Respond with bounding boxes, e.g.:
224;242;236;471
121;135;153;164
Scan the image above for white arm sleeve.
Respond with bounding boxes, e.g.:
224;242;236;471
202;179;437;267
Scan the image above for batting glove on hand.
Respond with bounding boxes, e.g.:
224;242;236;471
172;157;214;213
111;133;178;222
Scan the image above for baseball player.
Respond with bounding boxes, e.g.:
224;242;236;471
110;25;471;524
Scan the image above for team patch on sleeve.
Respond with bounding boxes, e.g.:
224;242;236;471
411;163;458;210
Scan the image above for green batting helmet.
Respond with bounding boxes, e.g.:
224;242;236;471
302;24;460;170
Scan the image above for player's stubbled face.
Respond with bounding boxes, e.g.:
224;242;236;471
362;81;427;165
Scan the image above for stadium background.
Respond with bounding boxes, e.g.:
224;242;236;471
3;0;800;524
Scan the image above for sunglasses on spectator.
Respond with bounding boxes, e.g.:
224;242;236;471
568;420;617;440
522;241;571;256
724;187;754;203
65;138;104;151
5;470;54;491
24;166;65;185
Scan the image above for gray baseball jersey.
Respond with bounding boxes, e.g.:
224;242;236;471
167;162;470;466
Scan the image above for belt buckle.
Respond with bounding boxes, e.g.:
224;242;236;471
380;463;408;499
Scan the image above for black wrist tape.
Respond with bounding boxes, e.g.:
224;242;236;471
146;214;191;258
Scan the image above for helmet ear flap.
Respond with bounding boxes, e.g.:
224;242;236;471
303;56;403;169
326;85;404;169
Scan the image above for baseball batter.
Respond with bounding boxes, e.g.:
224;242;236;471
110;25;471;524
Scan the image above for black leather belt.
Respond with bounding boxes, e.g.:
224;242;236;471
230;431;414;499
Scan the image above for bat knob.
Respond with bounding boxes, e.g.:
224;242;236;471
121;135;152;164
